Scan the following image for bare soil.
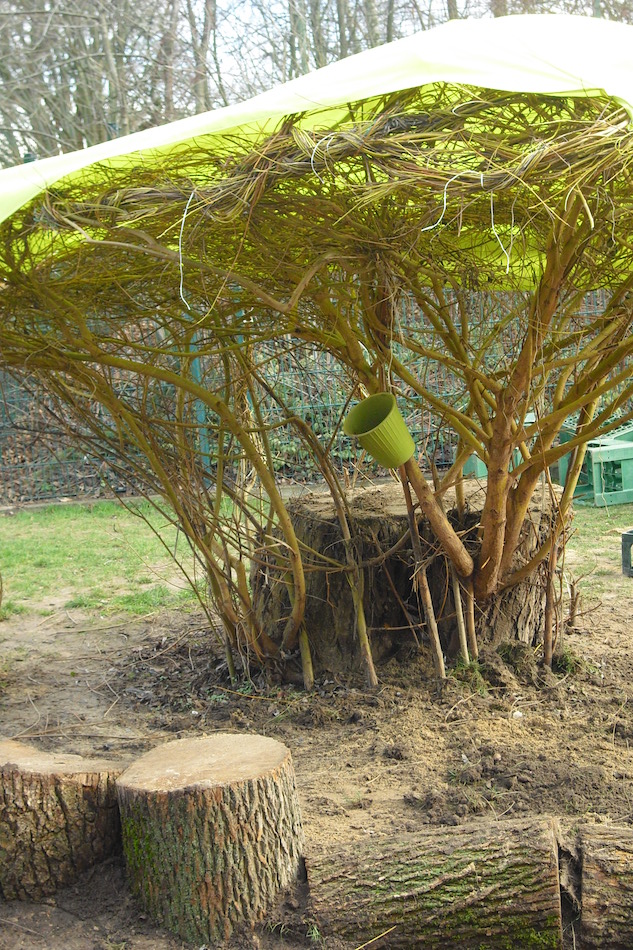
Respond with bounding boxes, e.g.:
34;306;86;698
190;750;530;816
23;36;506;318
2;546;633;948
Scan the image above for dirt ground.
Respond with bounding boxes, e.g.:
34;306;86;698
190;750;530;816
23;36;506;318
2;535;633;949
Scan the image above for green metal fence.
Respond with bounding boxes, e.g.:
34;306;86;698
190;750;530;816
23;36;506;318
0;373;106;504
0;290;621;505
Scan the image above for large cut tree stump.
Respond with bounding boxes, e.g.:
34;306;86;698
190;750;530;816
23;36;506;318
307;816;563;948
580;824;633;948
116;733;305;946
0;739;122;900
253;481;561;676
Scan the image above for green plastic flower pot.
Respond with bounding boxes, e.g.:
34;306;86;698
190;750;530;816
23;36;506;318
343;393;416;469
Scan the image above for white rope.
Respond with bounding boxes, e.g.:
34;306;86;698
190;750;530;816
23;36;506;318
178;190;196;310
490;191;511;274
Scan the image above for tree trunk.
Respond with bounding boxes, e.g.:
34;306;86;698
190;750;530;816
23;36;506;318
116;733;305;946
307;817;563;948
253;481;559;678
580;824;633;948
0;739;122;900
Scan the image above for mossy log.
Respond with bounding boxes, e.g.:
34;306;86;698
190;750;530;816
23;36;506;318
0;739;122;900
253;481;560;677
116;733;305;946
580;824;633;948
307;816;563;949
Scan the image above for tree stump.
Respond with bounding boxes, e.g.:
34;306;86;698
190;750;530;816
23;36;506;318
0;739;122;900
116;733;305;946
253;481;560;677
580;824;633;948
307;817;563;948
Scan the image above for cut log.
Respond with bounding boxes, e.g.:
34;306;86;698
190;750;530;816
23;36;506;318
580;824;633;948
116;733;305;946
0;739;122;900
307;817;563;948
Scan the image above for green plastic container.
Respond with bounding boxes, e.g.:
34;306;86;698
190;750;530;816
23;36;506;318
343;393;416;469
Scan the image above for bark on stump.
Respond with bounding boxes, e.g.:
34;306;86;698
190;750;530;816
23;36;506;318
0;739;122;900
580;824;633;948
116;733;305;947
253;481;560;676
307;816;563;948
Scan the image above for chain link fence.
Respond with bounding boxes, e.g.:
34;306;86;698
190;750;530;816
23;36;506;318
0;373;102;504
0;291;617;505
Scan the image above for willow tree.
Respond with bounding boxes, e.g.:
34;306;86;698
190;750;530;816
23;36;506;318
2;15;633;686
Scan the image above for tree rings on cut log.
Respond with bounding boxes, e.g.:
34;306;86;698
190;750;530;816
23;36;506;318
307;816;563;948
0;739;122;900
116;733;305;946
580;823;633;949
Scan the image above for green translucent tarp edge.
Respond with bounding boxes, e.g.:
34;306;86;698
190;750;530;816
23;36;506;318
1;13;633;226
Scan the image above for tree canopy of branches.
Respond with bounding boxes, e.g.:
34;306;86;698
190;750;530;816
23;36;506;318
2;58;633;684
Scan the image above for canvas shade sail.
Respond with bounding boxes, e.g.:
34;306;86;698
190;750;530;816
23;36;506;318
1;13;633;228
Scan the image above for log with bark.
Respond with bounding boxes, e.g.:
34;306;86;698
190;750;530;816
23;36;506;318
579;823;633;949
116;733;305;946
307;816;563;948
253;480;561;677
0;739;122;900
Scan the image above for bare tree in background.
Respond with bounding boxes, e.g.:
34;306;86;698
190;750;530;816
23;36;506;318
0;0;226;165
0;0;433;164
1;0;632;163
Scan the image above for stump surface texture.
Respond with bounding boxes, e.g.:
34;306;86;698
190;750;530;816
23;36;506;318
580;823;633;948
308;816;563;948
0;739;122;900
254;481;559;674
116;733;305;946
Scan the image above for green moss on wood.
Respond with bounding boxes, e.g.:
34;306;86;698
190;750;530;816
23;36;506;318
478;917;562;950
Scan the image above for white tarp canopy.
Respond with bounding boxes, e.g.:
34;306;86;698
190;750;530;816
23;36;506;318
1;13;633;225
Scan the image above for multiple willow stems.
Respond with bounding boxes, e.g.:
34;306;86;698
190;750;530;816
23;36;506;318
2;85;633;679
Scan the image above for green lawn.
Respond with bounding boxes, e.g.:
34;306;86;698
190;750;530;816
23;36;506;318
0;492;631;622
0;500;200;618
565;501;633;600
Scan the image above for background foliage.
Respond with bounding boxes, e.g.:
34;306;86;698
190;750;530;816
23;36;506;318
0;0;628;168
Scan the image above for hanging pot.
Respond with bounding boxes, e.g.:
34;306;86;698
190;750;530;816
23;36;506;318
343;393;415;469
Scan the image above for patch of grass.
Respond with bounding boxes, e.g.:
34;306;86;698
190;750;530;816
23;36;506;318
206;691;230;705
306;923;323;944
0;500;198;617
552;646;584;676
571;503;633;538
0;599;27;621
564;503;633;603
111;584;197;615
266;922;289;938
343;790;368;809
449;658;488;695
64;590;109;610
